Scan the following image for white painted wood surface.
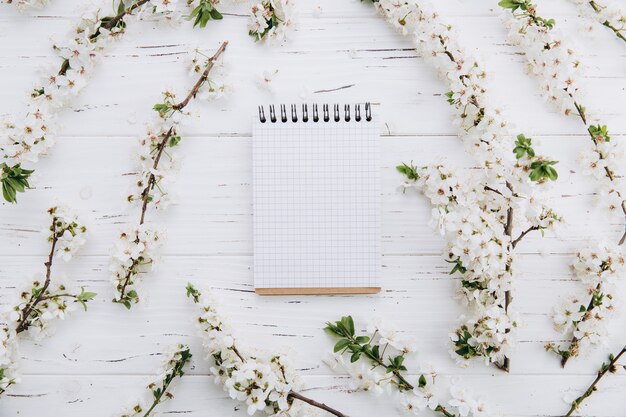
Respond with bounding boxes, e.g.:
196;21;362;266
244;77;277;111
1;0;625;416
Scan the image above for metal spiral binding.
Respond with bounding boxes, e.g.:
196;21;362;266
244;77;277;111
258;103;372;123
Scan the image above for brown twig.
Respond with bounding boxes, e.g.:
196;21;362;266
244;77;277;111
288;391;349;417
511;225;540;249
563;346;626;417
15;217;59;334
139;126;174;225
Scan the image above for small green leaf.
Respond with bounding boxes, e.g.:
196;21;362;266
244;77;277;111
334;339;351;353
168;135;182;147
153;103;172;118
396;162;419;181
355;336;370;344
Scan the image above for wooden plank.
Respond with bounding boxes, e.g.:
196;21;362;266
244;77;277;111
256;287;381;295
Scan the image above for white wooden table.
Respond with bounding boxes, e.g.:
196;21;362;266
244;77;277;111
1;1;625;416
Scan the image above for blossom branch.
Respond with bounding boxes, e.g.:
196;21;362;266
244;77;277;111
0;206;94;395
372;0;561;372
186;284;350;417
500;0;626;365
574;0;626;43
0;0;207;203
15;216;58;334
111;42;228;309
115;344;191;417
325;316;500;417
563;346;626;417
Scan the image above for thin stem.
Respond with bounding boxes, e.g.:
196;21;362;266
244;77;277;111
588;1;626;43
139;126;173;225
511;225;540;249
15;217;58;334
498;181;516;373
288;391;349;417
173;41;229;111
484;185;504;197
436;405;458;417
573;101;587;125
561;282;603;367
116;257;141;300
140;348;191;417
563;346;626;417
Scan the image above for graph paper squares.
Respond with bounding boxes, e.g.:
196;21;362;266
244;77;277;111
253;114;380;292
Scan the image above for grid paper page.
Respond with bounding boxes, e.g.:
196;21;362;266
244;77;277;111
253;114;380;292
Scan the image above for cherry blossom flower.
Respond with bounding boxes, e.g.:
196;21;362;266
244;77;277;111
373;0;562;369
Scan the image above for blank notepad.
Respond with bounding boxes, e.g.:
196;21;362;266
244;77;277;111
253;103;381;295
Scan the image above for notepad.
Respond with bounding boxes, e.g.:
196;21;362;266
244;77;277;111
253;103;381;295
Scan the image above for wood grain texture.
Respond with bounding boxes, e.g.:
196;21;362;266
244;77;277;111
0;0;625;416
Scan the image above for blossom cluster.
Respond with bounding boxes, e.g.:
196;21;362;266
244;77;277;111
568;0;626;42
0;0;198;203
115;344;192;417
500;0;626;362
547;242;625;362
111;226;164;308
184;47;231;103
373;0;561;369
0;206;95;394
248;0;294;43
3;0;50;11
112;43;228;309
186;285;306;416
500;1;625;217
325;316;498;417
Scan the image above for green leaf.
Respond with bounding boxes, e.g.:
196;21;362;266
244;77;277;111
324;324;342;338
513;133;535;159
188;0;223;28
355;336;370;344
588;124;611;142
76;287;97;310
334;339;351;353
350;351;361;363
1;163;34;203
153;103;172;118
168;135;182;147
396;162;419;181
209;8;223;19
345;316;355;336
529;159;559;182
498;0;524;11
418;374;427;388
